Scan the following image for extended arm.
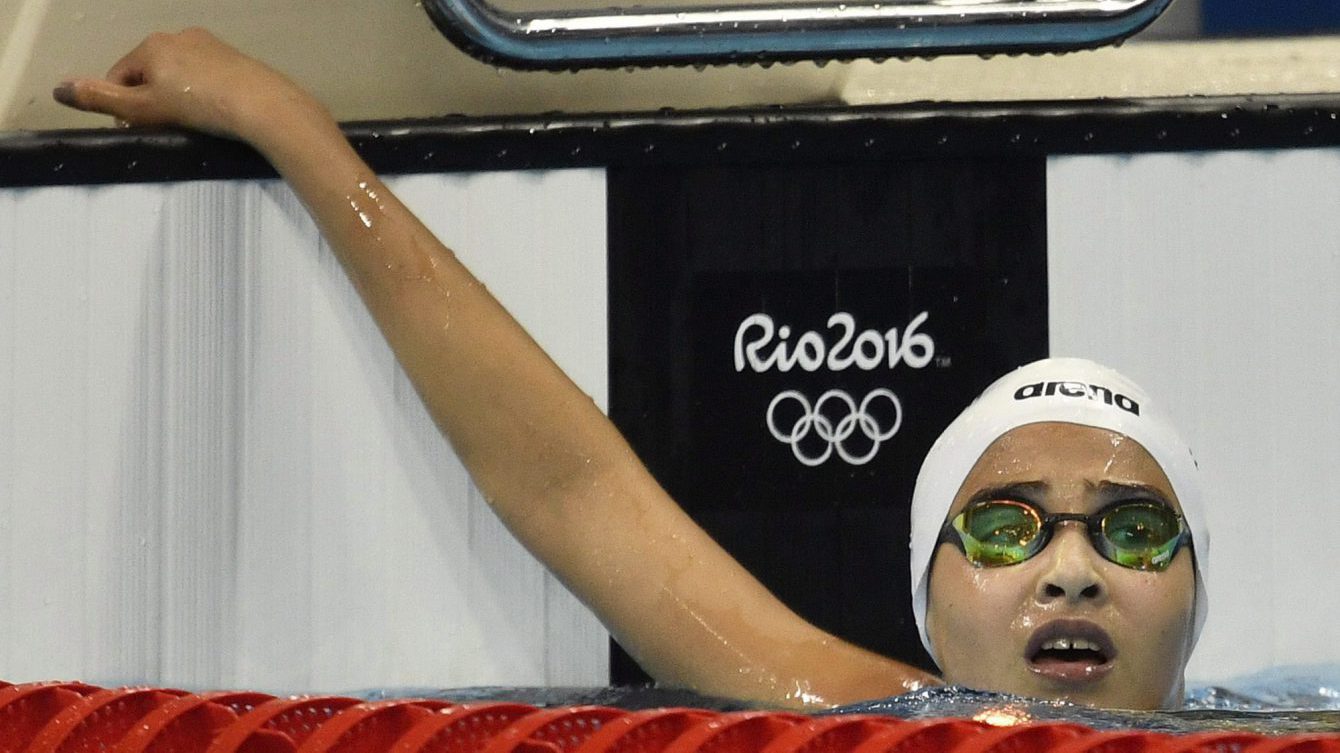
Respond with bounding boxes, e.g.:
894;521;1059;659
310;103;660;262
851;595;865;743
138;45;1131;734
56;29;938;707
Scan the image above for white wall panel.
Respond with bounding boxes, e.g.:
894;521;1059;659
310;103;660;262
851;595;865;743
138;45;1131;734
16;150;1334;695
0;170;609;692
1048;149;1340;684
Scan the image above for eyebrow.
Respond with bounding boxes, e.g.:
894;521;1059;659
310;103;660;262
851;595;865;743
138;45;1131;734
963;480;1176;511
1093;481;1175;508
964;482;1049;507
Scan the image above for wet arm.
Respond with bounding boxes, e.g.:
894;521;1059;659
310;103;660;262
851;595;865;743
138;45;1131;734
56;29;939;707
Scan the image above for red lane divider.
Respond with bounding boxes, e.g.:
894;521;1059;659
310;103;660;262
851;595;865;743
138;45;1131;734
206;695;364;753
954;722;1093;753
0;682;101;753
390;703;539;753
27;686;190;753
847;718;987;753
661;712;803;753
113;691;279;753
205;692;287;718
0;680;1338;753
298;700;457;753
574;708;716;753
758;716;902;753
479;706;628;753
1150;732;1266;753
1247;737;1340;753
1047;730;1166;753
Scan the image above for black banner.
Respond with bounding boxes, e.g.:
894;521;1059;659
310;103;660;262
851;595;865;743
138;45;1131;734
608;159;1048;682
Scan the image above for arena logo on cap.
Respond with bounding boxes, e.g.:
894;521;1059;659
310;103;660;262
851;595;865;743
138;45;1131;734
1013;381;1141;416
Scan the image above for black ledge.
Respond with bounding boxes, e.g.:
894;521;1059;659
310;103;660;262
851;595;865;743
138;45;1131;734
3;94;1340;188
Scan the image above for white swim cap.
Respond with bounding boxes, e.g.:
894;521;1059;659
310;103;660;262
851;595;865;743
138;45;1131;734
908;357;1209;665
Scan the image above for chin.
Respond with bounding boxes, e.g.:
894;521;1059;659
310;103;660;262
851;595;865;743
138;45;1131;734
1060;685;1183;711
972;672;1183;711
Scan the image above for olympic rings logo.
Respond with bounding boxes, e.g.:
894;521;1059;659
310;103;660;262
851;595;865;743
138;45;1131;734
765;388;903;467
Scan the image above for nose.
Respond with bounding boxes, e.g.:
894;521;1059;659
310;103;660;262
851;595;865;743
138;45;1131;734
1034;522;1106;605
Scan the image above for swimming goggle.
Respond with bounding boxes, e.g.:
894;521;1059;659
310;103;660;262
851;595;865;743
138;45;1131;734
937;498;1190;571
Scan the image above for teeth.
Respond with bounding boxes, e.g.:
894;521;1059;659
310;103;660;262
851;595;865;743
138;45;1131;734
1041;638;1101;652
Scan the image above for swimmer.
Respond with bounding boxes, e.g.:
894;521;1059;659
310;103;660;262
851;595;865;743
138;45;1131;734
54;29;1202;711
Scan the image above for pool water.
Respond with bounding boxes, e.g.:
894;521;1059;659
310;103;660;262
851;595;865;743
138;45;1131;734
358;665;1340;735
1184;664;1340;711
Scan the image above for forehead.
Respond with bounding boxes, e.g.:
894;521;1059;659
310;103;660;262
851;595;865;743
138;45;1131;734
948;421;1180;515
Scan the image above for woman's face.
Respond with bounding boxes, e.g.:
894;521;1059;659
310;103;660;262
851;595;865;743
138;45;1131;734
925;422;1196;709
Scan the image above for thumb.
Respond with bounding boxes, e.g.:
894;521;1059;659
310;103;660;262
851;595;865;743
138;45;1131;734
53;78;160;125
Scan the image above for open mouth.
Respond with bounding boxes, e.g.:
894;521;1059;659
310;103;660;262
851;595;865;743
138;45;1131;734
1025;621;1116;683
1034;637;1109;666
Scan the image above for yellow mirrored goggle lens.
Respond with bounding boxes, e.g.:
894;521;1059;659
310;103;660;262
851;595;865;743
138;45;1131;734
1097;502;1184;570
952;500;1043;567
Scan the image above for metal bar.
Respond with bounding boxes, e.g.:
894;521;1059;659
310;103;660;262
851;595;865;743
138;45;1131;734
422;0;1173;69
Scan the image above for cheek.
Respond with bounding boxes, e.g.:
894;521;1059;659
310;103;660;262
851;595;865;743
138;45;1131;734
927;558;1030;679
1118;557;1194;618
1124;565;1196;647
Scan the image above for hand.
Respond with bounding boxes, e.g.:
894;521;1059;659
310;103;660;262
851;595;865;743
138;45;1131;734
53;28;323;143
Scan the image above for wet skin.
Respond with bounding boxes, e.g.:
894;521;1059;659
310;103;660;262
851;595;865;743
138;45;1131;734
925;422;1196;710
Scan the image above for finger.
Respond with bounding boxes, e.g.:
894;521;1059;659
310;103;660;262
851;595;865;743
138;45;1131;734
105;33;167;86
106;59;147;88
